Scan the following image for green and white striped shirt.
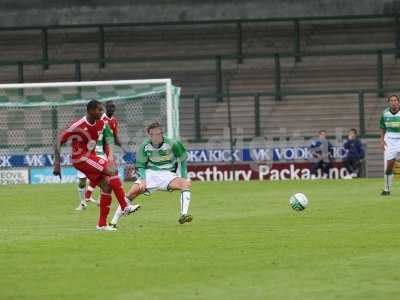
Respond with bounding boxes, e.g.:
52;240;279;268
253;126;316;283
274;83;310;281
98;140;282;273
380;108;400;138
136;136;188;179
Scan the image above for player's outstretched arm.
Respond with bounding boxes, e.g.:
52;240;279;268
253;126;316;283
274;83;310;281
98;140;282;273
179;160;188;179
53;127;72;177
173;140;189;178
53;134;66;177
53;144;61;177
135;142;148;184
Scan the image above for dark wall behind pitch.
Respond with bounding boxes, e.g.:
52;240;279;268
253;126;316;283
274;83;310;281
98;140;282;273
0;0;398;27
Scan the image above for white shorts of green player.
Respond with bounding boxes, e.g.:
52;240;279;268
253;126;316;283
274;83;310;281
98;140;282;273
384;137;400;161
141;169;180;193
109;169;192;226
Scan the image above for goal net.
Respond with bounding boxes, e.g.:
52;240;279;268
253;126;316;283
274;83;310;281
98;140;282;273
0;79;181;158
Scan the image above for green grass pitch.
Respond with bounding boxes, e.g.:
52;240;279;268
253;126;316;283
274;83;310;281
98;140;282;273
1;179;400;299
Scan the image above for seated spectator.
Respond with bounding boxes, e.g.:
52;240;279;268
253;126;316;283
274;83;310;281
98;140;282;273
309;130;333;179
342;128;364;179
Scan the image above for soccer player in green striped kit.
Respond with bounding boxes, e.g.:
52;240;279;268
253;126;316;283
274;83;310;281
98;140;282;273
380;94;400;195
109;122;192;226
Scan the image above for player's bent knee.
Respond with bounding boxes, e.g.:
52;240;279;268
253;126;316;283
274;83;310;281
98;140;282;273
137;183;146;193
183;179;192;190
129;182;145;196
141;187;146;194
176;179;191;190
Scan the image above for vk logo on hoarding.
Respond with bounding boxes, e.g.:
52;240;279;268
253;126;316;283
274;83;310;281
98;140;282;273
0;152;136;168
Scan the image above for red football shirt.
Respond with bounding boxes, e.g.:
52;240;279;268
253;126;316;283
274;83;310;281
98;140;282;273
60;116;105;161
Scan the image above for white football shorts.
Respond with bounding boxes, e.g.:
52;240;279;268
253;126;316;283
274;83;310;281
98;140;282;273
137;169;178;193
385;137;400;161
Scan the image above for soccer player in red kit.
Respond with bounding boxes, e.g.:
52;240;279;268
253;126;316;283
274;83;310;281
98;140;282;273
53;99;140;231
83;100;124;204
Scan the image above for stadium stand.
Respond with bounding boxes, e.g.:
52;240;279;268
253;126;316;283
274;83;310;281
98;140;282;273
0;17;398;176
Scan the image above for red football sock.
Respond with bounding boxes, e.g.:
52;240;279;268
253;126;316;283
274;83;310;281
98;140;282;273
98;192;112;227
107;175;128;210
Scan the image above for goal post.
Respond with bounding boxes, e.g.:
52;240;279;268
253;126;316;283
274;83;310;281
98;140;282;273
0;79;181;156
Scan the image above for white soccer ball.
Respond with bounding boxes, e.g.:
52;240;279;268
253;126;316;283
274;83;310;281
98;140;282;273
289;193;308;211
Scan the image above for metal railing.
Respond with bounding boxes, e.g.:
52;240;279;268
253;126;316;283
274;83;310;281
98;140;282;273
0;14;398;68
0;48;397;101
181;87;400;142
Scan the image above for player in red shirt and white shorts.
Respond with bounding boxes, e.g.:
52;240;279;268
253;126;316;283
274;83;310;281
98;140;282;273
81;100;125;208
53;100;140;231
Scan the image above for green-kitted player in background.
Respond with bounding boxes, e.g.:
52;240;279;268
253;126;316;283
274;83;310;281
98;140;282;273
109;122;192;227
380;94;400;195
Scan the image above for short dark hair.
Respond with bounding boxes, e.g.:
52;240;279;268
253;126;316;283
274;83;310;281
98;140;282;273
387;94;400;102
87;99;101;112
349;128;358;135
105;100;114;106
146;122;162;134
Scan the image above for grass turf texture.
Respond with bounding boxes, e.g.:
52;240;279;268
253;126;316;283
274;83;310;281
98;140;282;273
1;179;400;300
